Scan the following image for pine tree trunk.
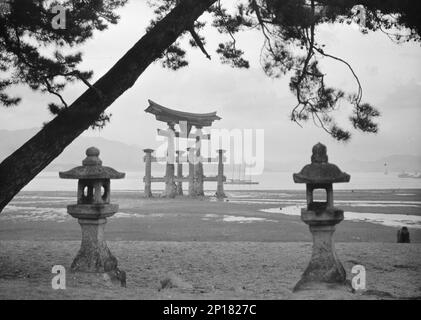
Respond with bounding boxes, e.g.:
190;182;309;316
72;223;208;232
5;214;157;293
0;0;216;213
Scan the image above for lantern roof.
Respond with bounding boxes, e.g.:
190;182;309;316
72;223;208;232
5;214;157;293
59;147;125;180
293;143;350;184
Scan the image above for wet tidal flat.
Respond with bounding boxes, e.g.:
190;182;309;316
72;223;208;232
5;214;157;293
0;189;420;242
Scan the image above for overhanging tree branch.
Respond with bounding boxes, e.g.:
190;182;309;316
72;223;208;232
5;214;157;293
0;0;217;213
188;26;211;59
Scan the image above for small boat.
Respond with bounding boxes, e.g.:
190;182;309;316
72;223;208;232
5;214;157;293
398;172;410;178
225;178;259;185
398;172;421;179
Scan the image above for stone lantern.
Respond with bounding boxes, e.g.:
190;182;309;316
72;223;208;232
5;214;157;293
59;147;125;273
293;143;350;291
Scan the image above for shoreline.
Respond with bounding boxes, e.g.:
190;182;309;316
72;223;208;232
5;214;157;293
1;189;420;243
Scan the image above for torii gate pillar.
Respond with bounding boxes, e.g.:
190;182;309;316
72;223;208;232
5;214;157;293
187;147;196;197
162;122;177;198
193;126;205;197
175;150;184;196
216;149;226;199
143;148;154;198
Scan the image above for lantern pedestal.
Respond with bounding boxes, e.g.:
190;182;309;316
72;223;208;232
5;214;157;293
71;218;118;273
293;143;351;292
59;147;125;275
294;208;347;291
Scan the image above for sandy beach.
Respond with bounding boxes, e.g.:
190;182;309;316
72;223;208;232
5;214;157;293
1;241;420;300
0;189;420;299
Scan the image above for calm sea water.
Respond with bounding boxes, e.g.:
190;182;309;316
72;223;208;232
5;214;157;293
23;171;421;191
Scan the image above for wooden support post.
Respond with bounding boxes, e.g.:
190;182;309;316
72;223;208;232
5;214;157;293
143;149;154;198
162;122;177;198
175;150;184;196
193;126;204;196
163;163;176;198
216;149;226;199
187;147;196;197
194;160;204;196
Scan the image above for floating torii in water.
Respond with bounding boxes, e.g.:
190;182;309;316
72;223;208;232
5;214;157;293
143;100;226;199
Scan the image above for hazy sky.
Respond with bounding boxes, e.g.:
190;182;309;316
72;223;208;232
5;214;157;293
1;0;420;164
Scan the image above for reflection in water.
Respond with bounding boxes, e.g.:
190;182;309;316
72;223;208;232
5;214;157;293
260;206;421;229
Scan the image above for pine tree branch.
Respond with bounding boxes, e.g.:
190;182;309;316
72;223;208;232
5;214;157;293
188;26;211;60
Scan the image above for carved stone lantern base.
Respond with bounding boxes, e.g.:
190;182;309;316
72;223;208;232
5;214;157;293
71;218;118;273
294;208;348;291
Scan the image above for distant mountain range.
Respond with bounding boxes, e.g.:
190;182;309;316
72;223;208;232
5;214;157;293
1;128;421;173
264;155;421;173
345;155;421;173
0;128;144;171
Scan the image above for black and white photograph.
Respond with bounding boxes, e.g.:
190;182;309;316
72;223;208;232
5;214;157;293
0;0;420;306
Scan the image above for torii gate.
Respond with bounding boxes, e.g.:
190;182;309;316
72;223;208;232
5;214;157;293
143;100;226;198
